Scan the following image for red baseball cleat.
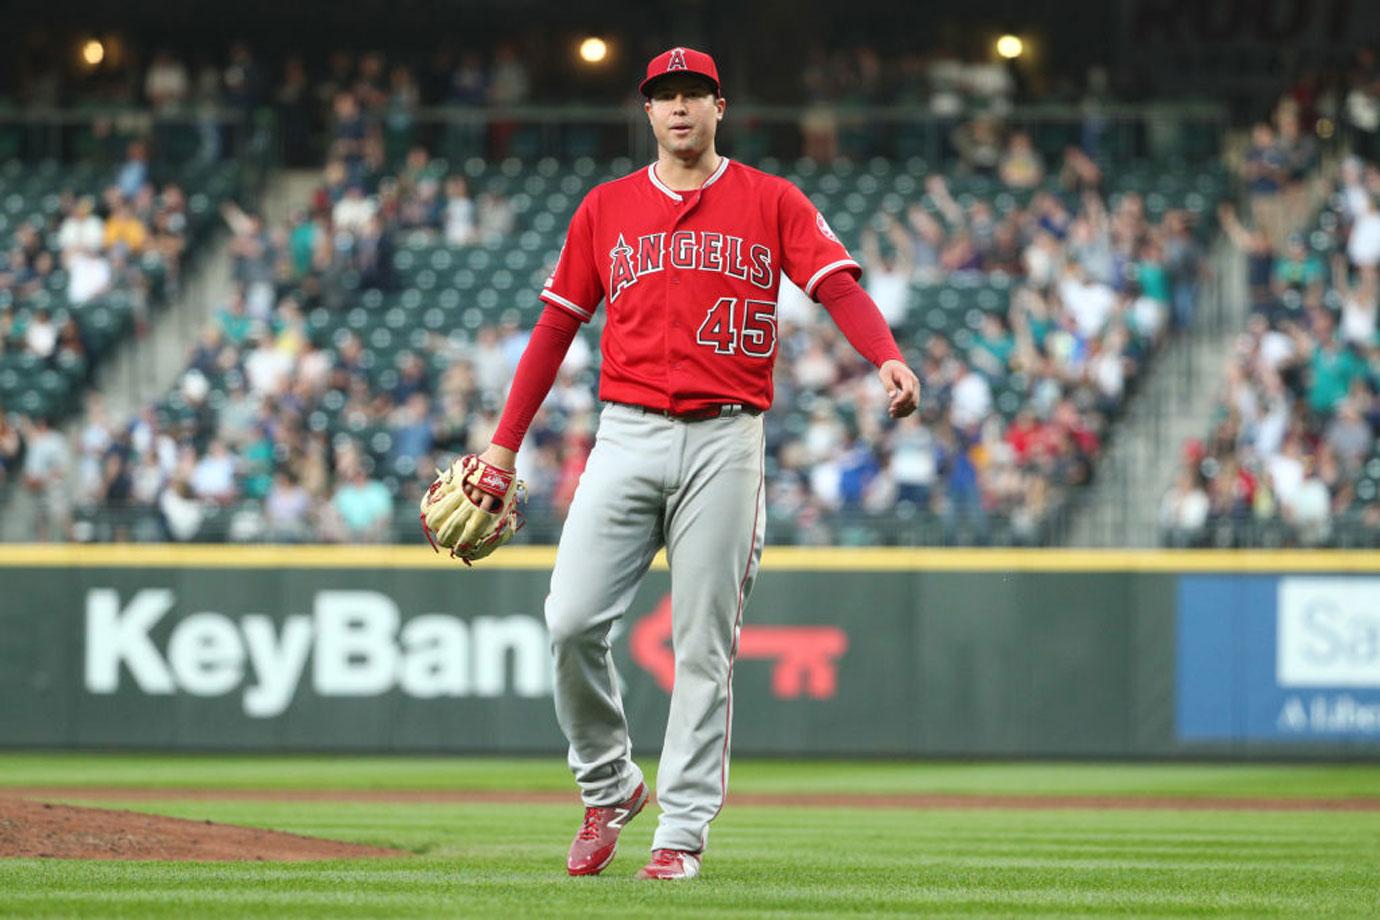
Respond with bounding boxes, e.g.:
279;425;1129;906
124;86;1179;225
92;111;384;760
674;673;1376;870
636;848;702;880
566;783;650;876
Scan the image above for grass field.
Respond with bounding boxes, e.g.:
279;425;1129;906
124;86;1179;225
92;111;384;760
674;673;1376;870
4;754;1380;918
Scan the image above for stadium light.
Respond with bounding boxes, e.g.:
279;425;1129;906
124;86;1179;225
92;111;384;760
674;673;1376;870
81;39;106;67
995;34;1024;60
579;37;609;65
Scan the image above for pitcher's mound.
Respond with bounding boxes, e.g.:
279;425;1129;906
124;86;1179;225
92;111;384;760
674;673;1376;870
0;795;406;861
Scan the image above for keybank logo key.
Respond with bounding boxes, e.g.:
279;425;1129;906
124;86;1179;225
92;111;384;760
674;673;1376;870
84;589;552;717
1277;578;1380;688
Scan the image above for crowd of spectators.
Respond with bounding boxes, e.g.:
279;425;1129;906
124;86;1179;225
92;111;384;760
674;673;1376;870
814;147;1205;543
0;141;192;323
1161;108;1380;547
59;138;530;543
50;118;1213;546
14;41;1144;168
0;137;212;536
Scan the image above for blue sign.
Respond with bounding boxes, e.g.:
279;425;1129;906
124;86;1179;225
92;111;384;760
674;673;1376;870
1176;575;1380;742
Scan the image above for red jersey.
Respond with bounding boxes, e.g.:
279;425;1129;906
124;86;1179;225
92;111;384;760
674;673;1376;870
540;158;860;413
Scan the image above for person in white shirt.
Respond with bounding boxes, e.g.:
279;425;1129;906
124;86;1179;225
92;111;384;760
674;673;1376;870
1285;456;1332;546
332;185;377;235
243;329;294;396
860;216;914;329
24;309;57;358
57;197;104;253
443;176;477;246
144;51;190;112
66;249;113;304
1058;262;1117;338
1159;469;1210;545
1346;193;1380;274
190;440;238;503
1332;253;1378;346
950;364;993;429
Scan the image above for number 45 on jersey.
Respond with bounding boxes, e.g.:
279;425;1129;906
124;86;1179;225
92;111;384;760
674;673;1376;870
695;297;777;358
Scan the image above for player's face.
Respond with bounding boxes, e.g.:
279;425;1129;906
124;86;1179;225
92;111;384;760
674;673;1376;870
644;76;724;157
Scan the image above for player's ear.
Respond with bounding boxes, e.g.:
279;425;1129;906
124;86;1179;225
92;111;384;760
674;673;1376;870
715;95;726;120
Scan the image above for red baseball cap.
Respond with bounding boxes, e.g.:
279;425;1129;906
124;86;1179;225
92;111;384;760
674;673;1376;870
639;46;721;97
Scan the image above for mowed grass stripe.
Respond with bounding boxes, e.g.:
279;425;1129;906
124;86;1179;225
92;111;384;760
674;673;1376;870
6;801;1378;917
4;755;1380;800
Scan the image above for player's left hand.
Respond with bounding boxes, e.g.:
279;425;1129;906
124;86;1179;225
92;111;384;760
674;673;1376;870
878;359;920;419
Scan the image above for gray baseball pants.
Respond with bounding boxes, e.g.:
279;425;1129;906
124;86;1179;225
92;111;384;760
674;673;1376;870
545;402;766;854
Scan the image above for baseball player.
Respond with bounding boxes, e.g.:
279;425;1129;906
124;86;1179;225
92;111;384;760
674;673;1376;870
463;47;919;879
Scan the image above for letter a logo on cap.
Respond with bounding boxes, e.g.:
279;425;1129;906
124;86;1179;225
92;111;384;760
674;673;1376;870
668;48;687;72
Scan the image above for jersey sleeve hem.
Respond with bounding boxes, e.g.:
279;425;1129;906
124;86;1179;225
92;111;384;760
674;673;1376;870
804;259;862;299
539;289;594;322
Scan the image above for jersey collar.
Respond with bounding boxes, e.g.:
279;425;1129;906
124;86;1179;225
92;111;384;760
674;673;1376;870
647;156;731;202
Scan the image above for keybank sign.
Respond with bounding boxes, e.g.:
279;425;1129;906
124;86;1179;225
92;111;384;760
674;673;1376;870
85;589;552;717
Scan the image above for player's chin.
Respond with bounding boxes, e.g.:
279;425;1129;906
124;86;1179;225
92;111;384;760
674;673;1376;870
663;133;701;153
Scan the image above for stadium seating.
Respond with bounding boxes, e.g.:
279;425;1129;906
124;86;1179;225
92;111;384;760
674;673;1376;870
88;151;1225;545
0;157;244;419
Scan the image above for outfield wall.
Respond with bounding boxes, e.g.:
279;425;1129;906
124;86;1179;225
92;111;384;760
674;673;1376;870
1;546;1377;758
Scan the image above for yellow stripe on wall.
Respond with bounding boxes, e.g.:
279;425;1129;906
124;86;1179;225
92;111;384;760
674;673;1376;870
0;544;1377;573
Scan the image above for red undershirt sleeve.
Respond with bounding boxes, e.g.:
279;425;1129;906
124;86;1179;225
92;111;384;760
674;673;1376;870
490;304;584;451
814;270;906;368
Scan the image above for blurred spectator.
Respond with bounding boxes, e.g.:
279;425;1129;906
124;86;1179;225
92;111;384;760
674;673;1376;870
103;200;149;254
444;177;478;246
116;142;150;201
24;308;57;359
1160;468;1210;547
160;477;205;541
1332;253;1379;347
333;184;376;234
1240;122;1287;246
0;409;23;483
1162;210;1204;330
190;439;238;504
330;454;393;542
66;247;113;305
998;131;1044;189
21;416;71;541
1275;101;1318;234
144;51;190;112
949;115;1003;176
265;469;313;542
860;216;914;328
1345;193;1380;276
1218;202;1278;316
58;197;104;254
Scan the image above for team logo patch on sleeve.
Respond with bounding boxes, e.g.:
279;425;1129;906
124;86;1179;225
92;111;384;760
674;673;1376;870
815;212;839;242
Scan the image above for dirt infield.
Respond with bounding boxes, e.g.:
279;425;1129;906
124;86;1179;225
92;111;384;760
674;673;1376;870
10;786;1380;812
0;796;406;861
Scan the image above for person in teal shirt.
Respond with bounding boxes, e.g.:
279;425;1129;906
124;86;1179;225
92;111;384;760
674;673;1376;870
332;460;394;541
1136;239;1172;305
1272;233;1324;295
216;289;252;346
1308;328;1364;414
970;313;1015;379
288;211;320;279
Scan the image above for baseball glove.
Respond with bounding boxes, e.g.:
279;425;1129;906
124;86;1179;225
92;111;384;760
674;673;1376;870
419;455;526;565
